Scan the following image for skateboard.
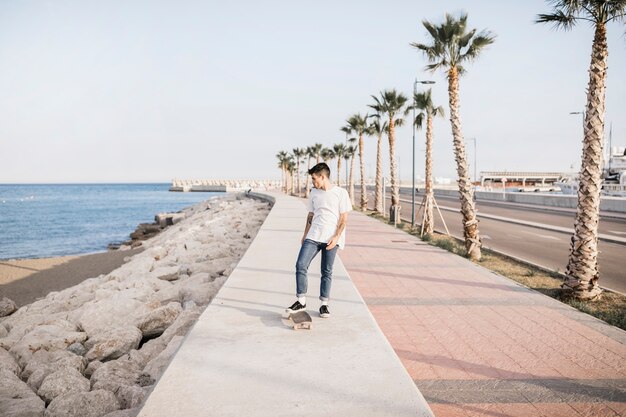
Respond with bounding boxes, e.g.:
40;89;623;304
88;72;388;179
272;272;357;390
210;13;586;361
287;310;312;330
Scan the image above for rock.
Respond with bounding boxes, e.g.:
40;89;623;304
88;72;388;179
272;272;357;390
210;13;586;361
84;360;102;378
151;265;179;281
102;407;141;417
85;326;142;362
159;308;201;345
73;295;146;335
22;350;86;392
44;389;120;417
0;296;18;317
114;384;146;409
38;367;90;404
90;357;142;393
0;323;8;338
135;302;182;338
142;335;184;381
67;342;87;356
0;347;20;375
0;368;46;417
9;321;87;367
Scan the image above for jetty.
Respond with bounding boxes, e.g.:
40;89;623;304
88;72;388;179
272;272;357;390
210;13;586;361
169;179;279;192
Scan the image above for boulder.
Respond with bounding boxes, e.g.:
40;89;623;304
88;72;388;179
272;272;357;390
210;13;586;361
38;367;90;404
135;302;182;338
84;360;102;378
102;408;141;417
9;321;87;367
114;384;146;409
159;308;201;345
0;297;18;317
85;326;142;362
23;350;86;392
44;389;120;417
67;342;87;356
73;296;146;335
0;368;46;417
149;265;179;281
142;335;184;381
90;357;142;393
0;347;20;375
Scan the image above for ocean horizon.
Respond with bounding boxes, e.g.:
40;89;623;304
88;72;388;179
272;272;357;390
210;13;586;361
0;183;220;260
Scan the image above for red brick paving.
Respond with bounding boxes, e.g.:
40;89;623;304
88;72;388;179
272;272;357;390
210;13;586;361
340;211;626;417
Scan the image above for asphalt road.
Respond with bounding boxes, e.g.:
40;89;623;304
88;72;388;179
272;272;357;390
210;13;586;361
355;190;626;294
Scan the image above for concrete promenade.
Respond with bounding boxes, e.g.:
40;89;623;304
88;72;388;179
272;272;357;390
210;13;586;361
137;192;433;417
340;210;626;416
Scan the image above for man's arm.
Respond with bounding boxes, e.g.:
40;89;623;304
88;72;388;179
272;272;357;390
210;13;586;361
301;212;314;245
326;212;348;250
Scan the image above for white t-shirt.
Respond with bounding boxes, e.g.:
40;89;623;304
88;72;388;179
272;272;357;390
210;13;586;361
305;185;352;249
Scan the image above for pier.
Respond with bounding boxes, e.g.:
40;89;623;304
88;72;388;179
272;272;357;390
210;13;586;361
169;179;280;192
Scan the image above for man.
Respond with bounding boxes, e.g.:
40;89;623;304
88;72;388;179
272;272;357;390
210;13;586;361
286;162;352;318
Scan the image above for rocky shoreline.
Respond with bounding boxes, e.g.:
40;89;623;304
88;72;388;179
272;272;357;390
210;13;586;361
0;193;272;417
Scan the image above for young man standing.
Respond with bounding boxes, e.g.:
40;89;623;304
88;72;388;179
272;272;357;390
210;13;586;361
286;162;352;318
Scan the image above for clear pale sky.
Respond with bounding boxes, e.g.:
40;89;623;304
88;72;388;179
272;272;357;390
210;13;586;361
1;0;624;183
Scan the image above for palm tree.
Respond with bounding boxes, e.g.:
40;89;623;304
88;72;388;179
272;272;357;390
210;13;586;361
332;144;347;186
537;0;626;300
411;13;495;261
304;146;315;198
310;143;324;164
321;147;335;164
346;114;370;211
344;145;357;206
276;151;290;193
367;115;388;213
413;88;445;236
292;148;306;196
369;90;409;222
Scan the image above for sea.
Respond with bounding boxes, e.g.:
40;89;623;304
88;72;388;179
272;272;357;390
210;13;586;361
0;183;220;260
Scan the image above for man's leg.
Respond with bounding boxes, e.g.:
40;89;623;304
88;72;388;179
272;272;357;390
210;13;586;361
319;244;338;303
294;239;321;303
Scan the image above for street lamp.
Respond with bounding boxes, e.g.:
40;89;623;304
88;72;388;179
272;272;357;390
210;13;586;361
344;131;349;187
569;111;585;130
412;79;436;228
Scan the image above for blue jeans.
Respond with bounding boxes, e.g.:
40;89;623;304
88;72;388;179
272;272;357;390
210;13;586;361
295;239;338;301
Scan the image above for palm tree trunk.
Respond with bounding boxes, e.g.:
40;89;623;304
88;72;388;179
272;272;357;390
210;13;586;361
296;158;301;196
337;158;342;186
448;67;481;261
423;114;435;235
564;22;607;300
388;117;400;221
349;154;355;206
305;156;312;198
375;132;383;213
358;133;368;210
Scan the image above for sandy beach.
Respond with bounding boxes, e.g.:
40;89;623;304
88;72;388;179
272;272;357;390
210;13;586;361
0;249;143;307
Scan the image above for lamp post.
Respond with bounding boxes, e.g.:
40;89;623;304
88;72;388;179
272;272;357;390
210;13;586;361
345;131;349;187
569;111;585;130
412;79;436;228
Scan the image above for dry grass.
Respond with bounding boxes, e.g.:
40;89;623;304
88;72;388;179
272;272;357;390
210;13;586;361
367;211;626;331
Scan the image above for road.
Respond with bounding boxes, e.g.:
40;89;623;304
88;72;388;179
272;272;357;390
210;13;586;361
354;190;626;294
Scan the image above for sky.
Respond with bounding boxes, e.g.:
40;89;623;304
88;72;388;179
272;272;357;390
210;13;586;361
1;0;625;184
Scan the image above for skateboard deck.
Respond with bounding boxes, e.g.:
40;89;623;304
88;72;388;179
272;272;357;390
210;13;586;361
287;310;312;330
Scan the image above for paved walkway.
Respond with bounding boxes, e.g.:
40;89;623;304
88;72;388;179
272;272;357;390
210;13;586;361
340;210;626;417
137;192;432;417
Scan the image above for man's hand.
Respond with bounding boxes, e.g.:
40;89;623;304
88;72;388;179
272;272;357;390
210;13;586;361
326;236;339;250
